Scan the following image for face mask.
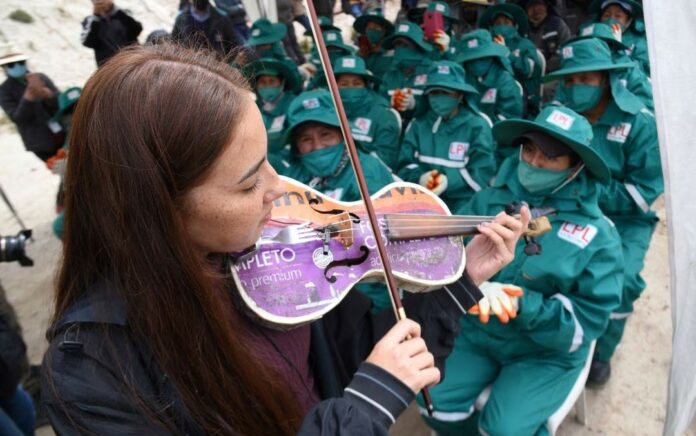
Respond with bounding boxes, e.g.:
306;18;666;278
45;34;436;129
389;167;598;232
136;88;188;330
566;84;604;113
518;158;573;195
394;46;422;62
5;63;27;79
428;94;460;117
602;17;626;32
300;142;346;177
491;24;517;40
328;49;345;65
339;87;369;112
366;29;383;44
257;86;282;103
467;58;493;77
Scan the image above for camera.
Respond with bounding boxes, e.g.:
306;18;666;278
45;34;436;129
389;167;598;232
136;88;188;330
0;230;33;266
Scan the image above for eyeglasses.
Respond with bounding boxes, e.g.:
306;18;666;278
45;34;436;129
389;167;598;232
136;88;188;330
3;61;25;69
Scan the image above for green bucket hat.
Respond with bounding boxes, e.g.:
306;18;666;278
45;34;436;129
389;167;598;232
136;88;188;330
305;16;341;36
589;0;643;19
287;90;340;139
333;55;380;85
353;8;395;35
454;29;510;64
382;21;433;52
323;29;355;53
425;61;478;95
52;87;81;120
426;1;460;23
568;21;628;51
246;18;287;47
479;4;530;36
544;38;634;82
242;57;302;94
493;106;610;183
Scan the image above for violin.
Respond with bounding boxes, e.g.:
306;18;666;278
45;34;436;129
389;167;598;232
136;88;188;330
230;176;553;330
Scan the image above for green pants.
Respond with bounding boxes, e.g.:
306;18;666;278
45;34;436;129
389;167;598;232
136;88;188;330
419;330;586;436
595;218;656;362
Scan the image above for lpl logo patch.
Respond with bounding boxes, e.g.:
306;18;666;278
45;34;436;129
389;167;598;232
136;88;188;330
354;117;372;133
467;39;479;48
448;142;469;161
562;46;573;59
437;65;450;75
607;123;632;143
269;115;286;132
414;74;428;85
558;222;597;249
302;98;320;109
481;88;497;103
342;58;356;68
546;109;575;130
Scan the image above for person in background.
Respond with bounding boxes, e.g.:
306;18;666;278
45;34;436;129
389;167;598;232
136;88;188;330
556;0;593;34
522;0;571;73
305;30;356;91
215;0;250;42
478;3;544;116
398;61;496;213
354;8;394;79
172;0;244;58
81;0;142;66
276;0;306;65
0;43;60;162
544;38;662;386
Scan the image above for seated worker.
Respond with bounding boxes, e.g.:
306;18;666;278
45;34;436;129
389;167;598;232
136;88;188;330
242;57;302;171
334;55;402;171
553;21;653;111
544;37;663;385
397;61;496;213
420;105;624;435
522;0;571;74
454;30;524;124
353;8;395;79
418;1;456;58
305;29;356;91
280;89;396;310
590;0;650;75
478;3;544;116
242;18;308;83
379;21;433;125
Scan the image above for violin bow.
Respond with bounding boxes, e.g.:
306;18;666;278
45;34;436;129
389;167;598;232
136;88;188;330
303;0;436;415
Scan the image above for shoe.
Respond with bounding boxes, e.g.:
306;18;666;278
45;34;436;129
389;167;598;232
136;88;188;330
586;359;611;387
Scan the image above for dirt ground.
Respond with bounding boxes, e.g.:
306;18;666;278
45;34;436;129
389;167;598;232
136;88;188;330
0;0;682;435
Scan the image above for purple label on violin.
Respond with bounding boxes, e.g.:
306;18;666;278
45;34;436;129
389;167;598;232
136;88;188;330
233;212;464;321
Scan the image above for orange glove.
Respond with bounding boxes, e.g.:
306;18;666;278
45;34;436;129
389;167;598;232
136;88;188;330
46;148;68;174
467;282;523;324
418;170;448;196
433;29;451;52
391;88;416;112
493;34;506;45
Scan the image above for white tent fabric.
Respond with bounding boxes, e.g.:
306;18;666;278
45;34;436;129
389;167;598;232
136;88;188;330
644;1;696;434
241;0;277;23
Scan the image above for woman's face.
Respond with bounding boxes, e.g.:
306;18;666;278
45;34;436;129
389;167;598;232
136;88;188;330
337;74;366;88
600;5;631;26
295;123;342;155
257;74;282;89
180;98;284;255
521;141;573;171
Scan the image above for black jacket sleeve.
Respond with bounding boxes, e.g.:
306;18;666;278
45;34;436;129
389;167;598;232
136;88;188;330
80;15;101;49
115;10;143;43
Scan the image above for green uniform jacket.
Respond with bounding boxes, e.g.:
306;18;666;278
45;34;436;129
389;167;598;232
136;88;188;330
379;59;433;123
505;35;543;111
468;61;524;123
622;29;650;76
591;88;663;221
346;91;402;171
258;91;295;170
363;49;393;79
458;156;624;362
397;107;496;212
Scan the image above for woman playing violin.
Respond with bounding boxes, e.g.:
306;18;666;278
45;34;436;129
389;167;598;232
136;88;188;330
41;44;527;435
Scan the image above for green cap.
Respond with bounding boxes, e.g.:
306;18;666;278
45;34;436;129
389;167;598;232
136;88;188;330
246;18;287;46
569;21;628;51
52;87;81;121
287;90;340;140
425;61;478;95
323;29;355;53
453;29;510;63
305;16;341;36
589;0;643;18
242;57;302;94
544;38;634;82
353;9;394;35
333;55;380;85
382;21;433;52
493;106;610;183
426;1;459;22
479;4;530;36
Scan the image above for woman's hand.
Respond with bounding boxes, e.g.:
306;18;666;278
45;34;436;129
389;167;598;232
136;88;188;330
366;319;440;393
464;206;530;286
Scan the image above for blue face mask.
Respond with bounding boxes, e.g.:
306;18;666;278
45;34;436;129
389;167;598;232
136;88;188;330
517;158;573;195
5;63;27;79
565;84;605;113
300;142;346;177
466;58;493;77
490;24;517;41
257;86;283;104
428;94;460;117
339;87;369;112
393;46;422;64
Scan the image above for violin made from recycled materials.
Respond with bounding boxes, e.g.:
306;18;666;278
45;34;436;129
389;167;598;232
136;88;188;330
230;176;554;329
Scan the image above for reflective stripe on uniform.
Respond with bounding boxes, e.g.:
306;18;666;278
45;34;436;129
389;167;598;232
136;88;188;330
419;405;476;422
345;388;396;424
389;108;403;131
387;89;424;96
352;133;373;142
418;155;467;168
460;168;482;192
551;293;584;352
610;312;632;320
625;183;651;213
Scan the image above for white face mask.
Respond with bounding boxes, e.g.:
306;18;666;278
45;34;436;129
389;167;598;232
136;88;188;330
5;63;27;79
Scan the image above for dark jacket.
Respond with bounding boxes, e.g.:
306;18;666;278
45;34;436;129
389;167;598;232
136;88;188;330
0;281;28;399
42;272;482;434
172;7;244;58
0;74;60;160
528;14;571;73
81;7;143;66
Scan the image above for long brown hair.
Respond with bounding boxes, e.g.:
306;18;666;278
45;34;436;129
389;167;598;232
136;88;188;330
53;44;302;434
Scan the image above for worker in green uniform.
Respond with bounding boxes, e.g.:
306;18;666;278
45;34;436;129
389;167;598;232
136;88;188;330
397;60;496;212
305;29;356;91
479;3;544;116
544;37;663;385
419;105;624;435
242;57;302;171
590;0;650;76
553;21;653;110
353;8;395;79
420;1;456;58
243;18;307;87
281;89;396;310
334;55;402;171
379;21;433;124
453;30;524;124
